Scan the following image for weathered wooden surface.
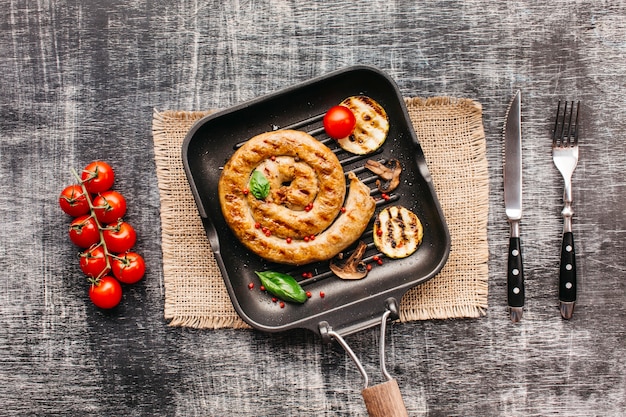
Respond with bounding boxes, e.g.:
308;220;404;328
1;1;625;416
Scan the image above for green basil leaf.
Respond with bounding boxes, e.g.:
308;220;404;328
255;271;307;304
249;170;270;200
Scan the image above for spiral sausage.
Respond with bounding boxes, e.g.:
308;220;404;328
218;129;376;265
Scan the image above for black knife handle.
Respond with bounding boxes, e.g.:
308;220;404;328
507;237;525;307
559;232;577;303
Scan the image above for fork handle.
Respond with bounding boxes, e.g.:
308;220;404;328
559;231;577;304
507;236;525;309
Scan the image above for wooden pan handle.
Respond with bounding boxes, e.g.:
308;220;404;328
362;379;408;417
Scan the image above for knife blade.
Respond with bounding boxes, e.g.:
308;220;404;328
503;90;524;322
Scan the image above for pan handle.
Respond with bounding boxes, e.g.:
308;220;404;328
320;298;409;417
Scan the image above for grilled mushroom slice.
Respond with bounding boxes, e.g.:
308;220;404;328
365;159;402;193
330;241;369;280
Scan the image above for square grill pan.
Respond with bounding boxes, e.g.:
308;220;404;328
182;65;450;337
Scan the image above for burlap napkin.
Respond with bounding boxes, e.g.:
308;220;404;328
152;97;489;329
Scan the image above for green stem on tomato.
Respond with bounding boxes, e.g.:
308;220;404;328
99;219;122;232
71;168;112;282
108;253;126;263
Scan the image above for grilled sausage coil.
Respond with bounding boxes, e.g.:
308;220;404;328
218;129;376;265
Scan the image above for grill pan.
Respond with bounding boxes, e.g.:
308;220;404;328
182;65;450;416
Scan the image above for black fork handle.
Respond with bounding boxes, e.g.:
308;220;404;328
559;231;577;304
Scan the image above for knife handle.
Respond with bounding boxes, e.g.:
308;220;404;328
559;232;576;303
507;237;525;307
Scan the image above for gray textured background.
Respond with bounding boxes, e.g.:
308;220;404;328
1;1;625;416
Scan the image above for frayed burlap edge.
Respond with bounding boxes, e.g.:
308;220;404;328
400;97;489;320
153;109;251;329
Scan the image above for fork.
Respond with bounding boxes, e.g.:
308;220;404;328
552;100;580;320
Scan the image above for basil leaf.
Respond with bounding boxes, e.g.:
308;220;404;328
255;271;307;304
249;170;270;200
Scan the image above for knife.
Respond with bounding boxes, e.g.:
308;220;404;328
503;90;524;322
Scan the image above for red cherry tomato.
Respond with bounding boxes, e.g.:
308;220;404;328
112;252;146;284
59;184;90;217
93;191;127;224
323;105;356;139
69;215;100;248
89;276;122;309
79;245;110;278
81;161;115;194
103;221;137;254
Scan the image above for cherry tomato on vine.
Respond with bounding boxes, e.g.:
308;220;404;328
69;215;100;248
59;184;90;217
81;161;115;194
111;252;146;284
93;191;127;224
323;105;356;139
103;221;137;254
89;276;122;309
80;245;110;278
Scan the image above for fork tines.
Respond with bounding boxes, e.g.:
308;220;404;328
553;101;580;146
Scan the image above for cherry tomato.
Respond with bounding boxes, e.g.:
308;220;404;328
69;215;100;248
103;221;137;254
111;252;146;284
323;105;356;139
81;161;115;194
59;184;90;217
93;191;127;224
89;276;122;309
80;245;110;278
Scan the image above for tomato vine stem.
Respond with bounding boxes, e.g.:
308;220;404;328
71;168;113;283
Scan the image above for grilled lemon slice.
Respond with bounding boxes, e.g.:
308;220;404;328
336;96;389;155
373;206;423;259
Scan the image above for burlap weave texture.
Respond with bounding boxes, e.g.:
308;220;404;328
152;97;489;329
